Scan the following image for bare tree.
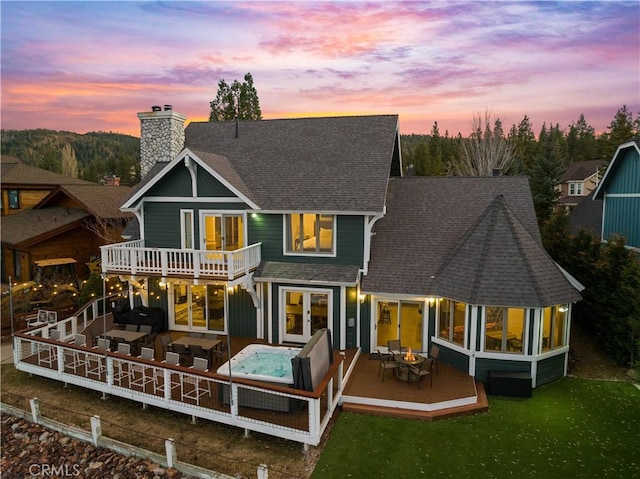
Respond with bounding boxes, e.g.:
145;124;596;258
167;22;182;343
454;110;516;176
82;217;125;244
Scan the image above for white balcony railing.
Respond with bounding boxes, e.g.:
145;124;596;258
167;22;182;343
100;241;262;280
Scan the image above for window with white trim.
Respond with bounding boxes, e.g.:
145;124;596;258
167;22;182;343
437;299;466;346
542;305;568;351
181;210;194;249
568;182;583;196
484;307;526;353
285;213;335;255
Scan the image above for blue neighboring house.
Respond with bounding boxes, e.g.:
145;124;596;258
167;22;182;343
593;139;640;250
100;106;582;387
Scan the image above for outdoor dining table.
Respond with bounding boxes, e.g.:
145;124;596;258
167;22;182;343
104;329;148;345
394;353;425;382
168;336;221;365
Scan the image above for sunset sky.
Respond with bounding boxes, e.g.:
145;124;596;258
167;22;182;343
1;1;638;138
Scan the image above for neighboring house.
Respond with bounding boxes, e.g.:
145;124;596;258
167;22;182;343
593;139;640;250
557;160;603;212
1;183;133;282
1;155;93;215
100;107;582;387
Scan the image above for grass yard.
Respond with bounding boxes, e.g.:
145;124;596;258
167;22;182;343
312;378;640;479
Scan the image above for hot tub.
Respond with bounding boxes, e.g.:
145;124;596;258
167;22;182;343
216;344;303;412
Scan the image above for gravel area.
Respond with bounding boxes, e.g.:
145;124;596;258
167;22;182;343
0;414;193;479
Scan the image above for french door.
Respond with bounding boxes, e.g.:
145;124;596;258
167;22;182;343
282;288;331;343
200;213;244;251
171;283;226;333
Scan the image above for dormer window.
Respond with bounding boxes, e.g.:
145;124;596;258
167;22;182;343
568;182;583;196
285;213;335;255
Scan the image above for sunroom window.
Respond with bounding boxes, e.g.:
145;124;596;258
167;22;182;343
286;213;334;254
542;305;568;351
437;299;466;346
485;307;526;353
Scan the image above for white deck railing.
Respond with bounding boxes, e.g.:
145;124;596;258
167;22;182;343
13;324;344;449
100;241;262;280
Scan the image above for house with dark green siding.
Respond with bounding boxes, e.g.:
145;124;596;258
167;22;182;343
593;139;640;250
100;106;583;388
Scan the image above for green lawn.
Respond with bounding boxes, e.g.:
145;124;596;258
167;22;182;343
312;379;640;479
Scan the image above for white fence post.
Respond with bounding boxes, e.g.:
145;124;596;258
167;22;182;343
90;415;102;447
29;397;40;424
165;438;176;469
257;463;269;479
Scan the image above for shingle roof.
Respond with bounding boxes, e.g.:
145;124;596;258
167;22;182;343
53;185;133;219
184;115;399;212
1;156;94;186
361;177;581;307
568;190;602;237
433;195;582;307
254;261;360;285
561;160;604;181
1;206;89;246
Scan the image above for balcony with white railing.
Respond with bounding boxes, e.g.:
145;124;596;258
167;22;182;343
100;241;262;280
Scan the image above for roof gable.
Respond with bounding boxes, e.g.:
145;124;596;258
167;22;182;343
122;149;258;210
36;185;133;219
594;139;640;198
561;160;604;182
184;115;400;212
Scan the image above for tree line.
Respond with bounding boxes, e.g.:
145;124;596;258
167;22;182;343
0;129;141;185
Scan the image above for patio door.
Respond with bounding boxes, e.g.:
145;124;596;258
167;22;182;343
282;288;331;343
375;299;423;352
171;283;226;333
201;213;244;252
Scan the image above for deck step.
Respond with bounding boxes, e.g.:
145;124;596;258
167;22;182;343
341;383;489;421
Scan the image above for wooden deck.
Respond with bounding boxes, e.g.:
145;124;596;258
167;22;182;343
340;352;488;420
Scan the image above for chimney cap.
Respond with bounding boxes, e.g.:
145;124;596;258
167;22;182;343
164;104;173;111
151;105;162;112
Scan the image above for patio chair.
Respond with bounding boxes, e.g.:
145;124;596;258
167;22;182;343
113;343;131;386
87;336;111;379
94;337;110;351
410;357;434;389
377;349;397;382
387;339;407;354
154;351;182;396
130;347;156;391
182;357;211;405
37;335;58;367
125;324;138;332
429;344;440;375
212;340;228;365
64;334;88;374
189;344;209;363
160;334;173;354
189;332;204;339
170;343;191;366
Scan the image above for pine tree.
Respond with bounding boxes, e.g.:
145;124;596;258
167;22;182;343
209;72;262;122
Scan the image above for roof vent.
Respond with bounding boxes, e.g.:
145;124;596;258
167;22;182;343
164;104;173;111
492;168;502;177
151;105;162;112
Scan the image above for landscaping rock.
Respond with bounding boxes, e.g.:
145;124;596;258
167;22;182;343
0;413;192;478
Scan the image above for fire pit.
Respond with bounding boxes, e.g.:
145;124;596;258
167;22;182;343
394;348;425;381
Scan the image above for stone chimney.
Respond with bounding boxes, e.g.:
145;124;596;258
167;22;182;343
137;104;187;177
